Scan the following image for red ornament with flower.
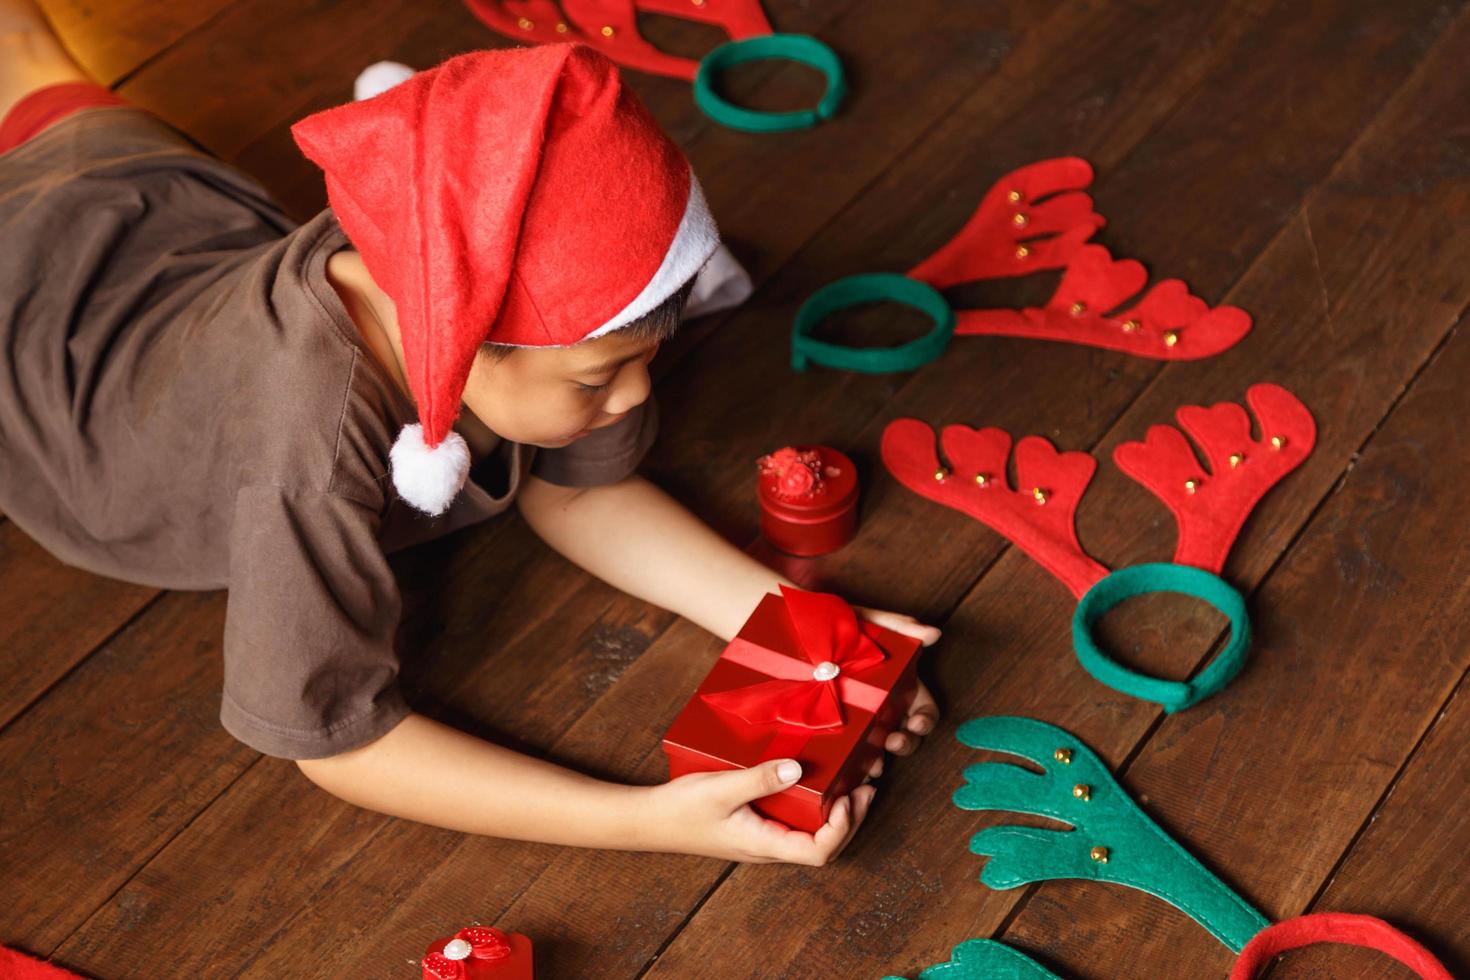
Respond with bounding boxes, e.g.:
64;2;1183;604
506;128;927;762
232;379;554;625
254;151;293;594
755;445;859;556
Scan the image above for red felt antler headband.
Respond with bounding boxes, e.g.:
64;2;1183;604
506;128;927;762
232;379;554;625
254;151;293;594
881;384;1316;711
464;0;846;133
466;0;772;80
792;157;1254;374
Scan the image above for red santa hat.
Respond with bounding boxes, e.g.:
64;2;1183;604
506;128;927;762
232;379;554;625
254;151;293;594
292;45;719;515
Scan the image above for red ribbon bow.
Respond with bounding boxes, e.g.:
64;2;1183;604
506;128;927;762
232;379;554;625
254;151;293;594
422;927;511;980
702;586;887;731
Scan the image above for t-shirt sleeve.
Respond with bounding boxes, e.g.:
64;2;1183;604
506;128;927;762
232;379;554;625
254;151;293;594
220;485;409;759
529;395;659;487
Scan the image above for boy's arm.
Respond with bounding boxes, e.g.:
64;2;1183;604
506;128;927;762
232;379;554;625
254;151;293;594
517;473;790;641
296;710;872;865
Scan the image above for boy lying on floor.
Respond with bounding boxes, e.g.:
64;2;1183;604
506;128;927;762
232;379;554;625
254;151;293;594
0;1;938;866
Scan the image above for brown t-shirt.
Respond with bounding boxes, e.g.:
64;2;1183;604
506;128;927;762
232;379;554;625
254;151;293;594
0;108;657;758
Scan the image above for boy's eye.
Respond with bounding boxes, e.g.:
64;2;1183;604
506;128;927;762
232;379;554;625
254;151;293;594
576;380;611;393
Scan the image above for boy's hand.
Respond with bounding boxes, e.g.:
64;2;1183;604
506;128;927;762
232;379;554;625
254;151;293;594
853;607;942;778
646;760;876;866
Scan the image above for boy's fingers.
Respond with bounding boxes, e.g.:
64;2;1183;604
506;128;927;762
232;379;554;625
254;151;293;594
867;756;885;779
800;796;851;865
856;608;943;647
906;681;940;734
906;715;934;736
851;783;876;827
830;785;876;858
885;731;919;756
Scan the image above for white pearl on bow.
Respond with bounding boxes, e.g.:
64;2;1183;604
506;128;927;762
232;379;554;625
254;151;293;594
812;661;840;681
443;939;472;961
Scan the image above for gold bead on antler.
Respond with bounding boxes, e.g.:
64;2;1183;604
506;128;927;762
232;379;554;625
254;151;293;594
555;21;569;32
601;24;616;36
1090;846;1110;863
1163;331;1180;348
1270;435;1286;450
1012;213;1029;228
1007;190;1022;203
1032;487;1049;505
934;467;950;482
1054;747;1072;764
975;472;992;487
1072;784;1091;801
1184;479;1199;494
517;16;534;28
1229;453;1244;468
1069;302;1086;316
1121;319;1140;333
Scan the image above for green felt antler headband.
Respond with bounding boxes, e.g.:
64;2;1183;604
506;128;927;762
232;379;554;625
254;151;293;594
953;716;1269;950
881;717;1455;980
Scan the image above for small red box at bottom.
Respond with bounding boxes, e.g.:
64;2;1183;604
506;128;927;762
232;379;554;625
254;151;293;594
421;926;532;980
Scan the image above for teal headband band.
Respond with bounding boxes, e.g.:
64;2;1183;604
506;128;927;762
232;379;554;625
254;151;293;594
694;34;847;133
1072;563;1252;713
791;273;956;374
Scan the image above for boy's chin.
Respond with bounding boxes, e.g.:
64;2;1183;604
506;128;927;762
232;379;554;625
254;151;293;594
529;430;587;449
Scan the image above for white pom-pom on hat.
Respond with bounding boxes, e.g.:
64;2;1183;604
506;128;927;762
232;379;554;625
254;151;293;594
354;61;417;102
390;424;470;516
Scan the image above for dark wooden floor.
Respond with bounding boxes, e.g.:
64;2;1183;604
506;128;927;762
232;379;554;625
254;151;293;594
3;1;1469;977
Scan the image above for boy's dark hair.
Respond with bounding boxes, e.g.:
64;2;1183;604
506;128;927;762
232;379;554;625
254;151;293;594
481;277;695;360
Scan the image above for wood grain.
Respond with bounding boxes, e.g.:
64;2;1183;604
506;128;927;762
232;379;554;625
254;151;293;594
2;0;1468;977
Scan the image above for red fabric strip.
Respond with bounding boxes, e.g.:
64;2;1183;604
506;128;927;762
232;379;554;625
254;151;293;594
716;638;890;715
0;946;89;979
0;82;132;156
1229;914;1453;980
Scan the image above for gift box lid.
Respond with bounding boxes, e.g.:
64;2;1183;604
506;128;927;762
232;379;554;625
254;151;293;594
757;446;859;522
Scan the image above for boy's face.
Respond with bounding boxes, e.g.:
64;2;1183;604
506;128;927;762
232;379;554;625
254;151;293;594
459;328;661;448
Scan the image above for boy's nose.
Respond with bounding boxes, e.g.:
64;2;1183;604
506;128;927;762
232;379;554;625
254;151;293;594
604;364;652;415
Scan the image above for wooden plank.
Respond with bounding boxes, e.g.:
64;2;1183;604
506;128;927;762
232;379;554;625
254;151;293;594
0;591;257;951
36;0;238;88
1293;668;1470;978
17;1;1464;980
642;3;1470;977
0;521;157;729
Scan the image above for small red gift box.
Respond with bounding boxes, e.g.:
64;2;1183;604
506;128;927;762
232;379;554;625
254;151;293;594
662;586;922;832
421;926;532;980
756;445;860;557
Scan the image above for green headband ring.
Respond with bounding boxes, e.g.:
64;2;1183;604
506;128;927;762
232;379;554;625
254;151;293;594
694;34;847;133
791;273;956;374
1072;563;1251;713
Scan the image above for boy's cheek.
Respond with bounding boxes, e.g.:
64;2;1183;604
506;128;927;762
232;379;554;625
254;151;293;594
486;391;602;447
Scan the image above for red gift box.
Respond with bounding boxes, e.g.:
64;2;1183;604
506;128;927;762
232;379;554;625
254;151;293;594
421;926;532;980
662;586;923;832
